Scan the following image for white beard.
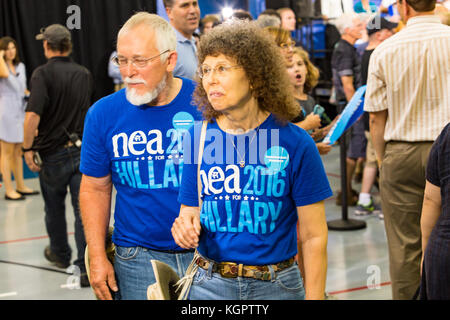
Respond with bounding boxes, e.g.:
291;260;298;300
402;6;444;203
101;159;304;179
124;75;167;106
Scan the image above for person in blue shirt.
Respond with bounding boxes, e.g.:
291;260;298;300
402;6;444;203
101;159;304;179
79;12;201;300
354;0;379;13
108;51;124;92
163;0;200;80
172;21;332;300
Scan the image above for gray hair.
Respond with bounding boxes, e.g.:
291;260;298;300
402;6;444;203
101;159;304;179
118;12;176;62
333;13;362;35
256;14;281;28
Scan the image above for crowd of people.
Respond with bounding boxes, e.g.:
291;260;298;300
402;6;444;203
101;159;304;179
0;0;449;301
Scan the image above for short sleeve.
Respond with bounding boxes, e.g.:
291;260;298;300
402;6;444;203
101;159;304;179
291;133;333;206
79;105;111;177
178;122;202;206
26;69;49;116
336;47;355;77
364;50;388;112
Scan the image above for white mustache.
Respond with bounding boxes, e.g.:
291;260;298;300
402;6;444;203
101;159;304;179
124;77;147;85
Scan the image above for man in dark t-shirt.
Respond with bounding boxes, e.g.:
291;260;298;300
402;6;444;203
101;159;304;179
23;24;93;287
331;13;364;104
331;13;364;206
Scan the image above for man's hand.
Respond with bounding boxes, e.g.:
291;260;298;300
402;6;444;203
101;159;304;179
88;255;118;300
377;158;382;169
24;151;40;172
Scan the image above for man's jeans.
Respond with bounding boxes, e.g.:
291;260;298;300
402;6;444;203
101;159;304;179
114;246;194;300
39;146;86;272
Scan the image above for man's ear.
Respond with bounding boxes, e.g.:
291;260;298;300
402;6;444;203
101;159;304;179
43;40;49;55
165;50;178;73
166;7;173;21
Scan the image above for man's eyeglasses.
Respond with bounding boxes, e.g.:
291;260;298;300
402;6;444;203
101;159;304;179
111;49;170;68
279;41;296;49
198;64;242;79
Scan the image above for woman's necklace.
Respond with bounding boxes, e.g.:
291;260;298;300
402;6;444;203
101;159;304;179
228;126;260;168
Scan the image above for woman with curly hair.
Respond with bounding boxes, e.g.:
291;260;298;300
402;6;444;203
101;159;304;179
171;20;331;300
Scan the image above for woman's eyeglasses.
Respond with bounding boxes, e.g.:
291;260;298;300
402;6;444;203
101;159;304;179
279;41;296;49
198;64;242;79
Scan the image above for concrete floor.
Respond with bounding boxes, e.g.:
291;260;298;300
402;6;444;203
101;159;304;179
0;146;392;300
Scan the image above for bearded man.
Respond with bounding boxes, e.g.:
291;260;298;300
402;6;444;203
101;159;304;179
79;12;201;300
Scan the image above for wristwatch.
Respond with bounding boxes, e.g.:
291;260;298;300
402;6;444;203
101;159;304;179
21;147;34;153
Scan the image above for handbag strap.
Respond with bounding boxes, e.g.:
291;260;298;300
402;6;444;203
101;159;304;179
176;120;207;300
197;120;207;208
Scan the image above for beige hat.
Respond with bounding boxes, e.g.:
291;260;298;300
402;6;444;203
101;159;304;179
147;260;180;300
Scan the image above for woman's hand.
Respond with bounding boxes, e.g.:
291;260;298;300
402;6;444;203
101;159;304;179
303;113;321;131
171;205;201;249
316;142;332;155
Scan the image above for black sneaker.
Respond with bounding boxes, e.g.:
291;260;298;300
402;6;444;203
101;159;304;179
80;273;90;288
354;198;381;216
44;246;70;269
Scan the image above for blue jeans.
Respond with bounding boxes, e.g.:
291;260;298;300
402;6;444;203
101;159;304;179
114;246;194;300
39;146;86;272
188;260;305;300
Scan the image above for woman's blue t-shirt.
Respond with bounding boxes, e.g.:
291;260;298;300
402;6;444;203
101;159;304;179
178;114;332;265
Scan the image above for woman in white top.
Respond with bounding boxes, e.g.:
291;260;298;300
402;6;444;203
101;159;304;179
0;37;37;200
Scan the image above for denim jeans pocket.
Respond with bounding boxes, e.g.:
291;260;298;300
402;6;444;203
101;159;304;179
40;160;69;185
115;246;141;261
192;268;207;285
275;264;304;292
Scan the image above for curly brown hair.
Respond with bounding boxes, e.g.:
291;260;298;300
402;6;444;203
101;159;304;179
194;20;299;124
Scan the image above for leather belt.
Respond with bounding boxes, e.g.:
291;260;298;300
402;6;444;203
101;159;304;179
195;256;295;281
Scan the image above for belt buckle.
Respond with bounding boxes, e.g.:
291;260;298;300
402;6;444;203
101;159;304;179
219;262;238;278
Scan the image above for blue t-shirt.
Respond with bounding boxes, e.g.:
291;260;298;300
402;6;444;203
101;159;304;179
354;1;378;13
80;77;202;250
178;114;333;265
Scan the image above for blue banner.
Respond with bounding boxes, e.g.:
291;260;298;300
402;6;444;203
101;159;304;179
323;85;367;145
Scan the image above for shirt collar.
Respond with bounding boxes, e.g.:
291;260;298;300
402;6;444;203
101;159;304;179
406;15;441;27
174;27;195;44
49;56;71;61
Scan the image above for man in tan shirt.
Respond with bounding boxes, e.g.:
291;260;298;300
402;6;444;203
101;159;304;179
364;0;450;300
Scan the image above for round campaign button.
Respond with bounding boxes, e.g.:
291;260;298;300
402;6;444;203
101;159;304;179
264;146;289;173
172;112;195;131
